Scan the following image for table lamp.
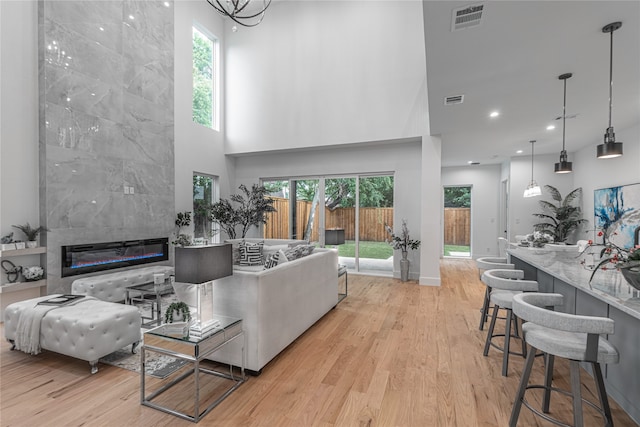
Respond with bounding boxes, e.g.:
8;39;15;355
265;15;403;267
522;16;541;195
174;244;233;334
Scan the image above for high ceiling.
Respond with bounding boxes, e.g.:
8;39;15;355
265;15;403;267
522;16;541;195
423;1;640;167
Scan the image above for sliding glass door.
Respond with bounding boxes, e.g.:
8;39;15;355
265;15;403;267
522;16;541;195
263;174;394;276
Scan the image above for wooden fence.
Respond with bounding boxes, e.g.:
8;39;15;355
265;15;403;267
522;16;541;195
264;197;393;242
444;207;470;246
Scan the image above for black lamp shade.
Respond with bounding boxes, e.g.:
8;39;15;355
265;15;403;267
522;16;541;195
325;228;345;246
554;161;573;173
175;244;233;284
597;141;623;159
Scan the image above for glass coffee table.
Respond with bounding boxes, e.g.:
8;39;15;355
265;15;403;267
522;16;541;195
126;280;174;328
141;315;245;423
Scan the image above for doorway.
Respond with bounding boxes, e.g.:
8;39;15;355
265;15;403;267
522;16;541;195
443;185;471;257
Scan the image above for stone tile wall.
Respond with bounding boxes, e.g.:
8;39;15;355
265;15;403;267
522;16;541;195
38;0;175;292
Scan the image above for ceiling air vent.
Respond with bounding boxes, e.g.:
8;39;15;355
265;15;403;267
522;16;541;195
451;4;484;31
444;95;464;106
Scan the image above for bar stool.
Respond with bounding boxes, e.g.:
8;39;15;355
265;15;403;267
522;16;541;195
510;293;619;427
476;257;515;330
482;269;538;376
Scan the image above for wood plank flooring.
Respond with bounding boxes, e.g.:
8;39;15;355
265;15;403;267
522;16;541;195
1;258;638;426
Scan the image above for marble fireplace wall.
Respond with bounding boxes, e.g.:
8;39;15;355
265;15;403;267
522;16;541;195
39;0;175;293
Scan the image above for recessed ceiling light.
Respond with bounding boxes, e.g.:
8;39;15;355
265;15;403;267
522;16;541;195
163;1;170;7
516;150;523;154
128;14;135;20
547;125;556;130
489;111;499;118
467;161;473;164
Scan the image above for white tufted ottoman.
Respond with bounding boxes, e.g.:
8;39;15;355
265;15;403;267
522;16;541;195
4;295;141;374
71;265;174;303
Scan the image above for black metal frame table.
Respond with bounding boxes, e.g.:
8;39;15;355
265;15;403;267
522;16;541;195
338;264;348;302
125;280;174;328
141;315;245;423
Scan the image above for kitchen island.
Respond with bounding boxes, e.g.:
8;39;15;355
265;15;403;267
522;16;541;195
507;246;640;423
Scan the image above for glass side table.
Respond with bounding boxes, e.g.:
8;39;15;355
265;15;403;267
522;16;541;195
338;264;348;302
141;315;245;423
126;280;174;328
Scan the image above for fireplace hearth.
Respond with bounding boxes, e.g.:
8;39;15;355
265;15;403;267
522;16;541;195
61;238;169;277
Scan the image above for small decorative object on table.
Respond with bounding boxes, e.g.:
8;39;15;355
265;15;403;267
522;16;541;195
385;220;421;282
579;228;640;290
164;301;191;323
163;302;192;338
23;266;45;281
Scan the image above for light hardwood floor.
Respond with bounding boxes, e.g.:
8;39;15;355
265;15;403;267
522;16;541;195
1;258;638;426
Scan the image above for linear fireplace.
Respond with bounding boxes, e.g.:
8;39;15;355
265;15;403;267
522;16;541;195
61;238;169;277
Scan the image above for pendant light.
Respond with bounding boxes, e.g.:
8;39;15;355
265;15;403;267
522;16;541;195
597;22;623;159
555;73;573;173
523;140;542;198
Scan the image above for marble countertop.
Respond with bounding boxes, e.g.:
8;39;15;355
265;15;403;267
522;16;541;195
507;247;640;320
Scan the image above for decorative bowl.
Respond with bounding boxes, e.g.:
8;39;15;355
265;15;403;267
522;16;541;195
620;267;640;291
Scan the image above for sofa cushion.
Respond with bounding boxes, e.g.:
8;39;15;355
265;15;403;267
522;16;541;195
263;244;289;261
239;240;264;266
284;244;315;261
264;249;289;269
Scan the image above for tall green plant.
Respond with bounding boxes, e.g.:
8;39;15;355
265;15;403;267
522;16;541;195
533;185;587;243
208;184;276;239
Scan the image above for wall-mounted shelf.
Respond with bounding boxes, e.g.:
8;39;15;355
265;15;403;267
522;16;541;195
0;246;46;258
0;280;46;294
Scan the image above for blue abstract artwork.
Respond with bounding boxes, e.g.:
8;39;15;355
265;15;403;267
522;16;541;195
594;182;640;249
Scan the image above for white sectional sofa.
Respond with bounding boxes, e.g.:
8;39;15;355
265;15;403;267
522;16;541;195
206;239;339;373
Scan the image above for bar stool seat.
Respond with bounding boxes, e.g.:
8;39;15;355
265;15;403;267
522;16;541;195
482;269;538;377
510;292;619;427
523;323;619;365
476;257;515;330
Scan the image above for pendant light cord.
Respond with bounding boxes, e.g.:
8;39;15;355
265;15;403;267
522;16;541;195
562;78;567;151
530;140;535;181
608;28;614;129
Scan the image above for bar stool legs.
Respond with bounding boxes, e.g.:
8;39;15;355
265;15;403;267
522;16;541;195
510;350;615;427
483;304;525;377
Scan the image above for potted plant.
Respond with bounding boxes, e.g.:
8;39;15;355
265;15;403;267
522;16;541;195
385;220;421;282
172;211;193;246
164;301;191;323
208;184;276;239
532;186;587;243
12;223;48;248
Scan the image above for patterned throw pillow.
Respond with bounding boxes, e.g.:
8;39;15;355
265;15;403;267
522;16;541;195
239;240;264;266
283;244;315;261
264;249;289;269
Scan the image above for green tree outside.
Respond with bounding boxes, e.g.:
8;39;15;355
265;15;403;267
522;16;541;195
193;27;213;128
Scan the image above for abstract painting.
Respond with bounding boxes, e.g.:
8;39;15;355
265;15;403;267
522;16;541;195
594;182;640;249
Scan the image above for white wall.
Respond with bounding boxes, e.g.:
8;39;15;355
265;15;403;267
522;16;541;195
508;152;576;240
224;0;428;154
573;123;640;237
0;1;39;237
233;139;424;279
174;1;235;237
441;164;501;258
0;0;42;309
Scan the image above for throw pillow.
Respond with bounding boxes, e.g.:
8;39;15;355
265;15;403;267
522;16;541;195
239;240;264;266
264;249;289;269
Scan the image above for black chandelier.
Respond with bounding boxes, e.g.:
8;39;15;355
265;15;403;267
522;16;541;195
206;0;271;29
597;22;623;159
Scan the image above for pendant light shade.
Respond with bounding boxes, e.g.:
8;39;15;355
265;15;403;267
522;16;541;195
555;73;573;173
597;22;624;159
524;140;542;198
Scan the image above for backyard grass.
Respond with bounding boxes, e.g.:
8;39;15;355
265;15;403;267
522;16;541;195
333;240;393;259
444;244;471;257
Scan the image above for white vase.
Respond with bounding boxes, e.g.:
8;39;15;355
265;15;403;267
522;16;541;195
26;241;38;248
400;251;409;282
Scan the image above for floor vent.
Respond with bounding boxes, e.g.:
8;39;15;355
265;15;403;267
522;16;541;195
444;95;464;105
451;4;484;31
